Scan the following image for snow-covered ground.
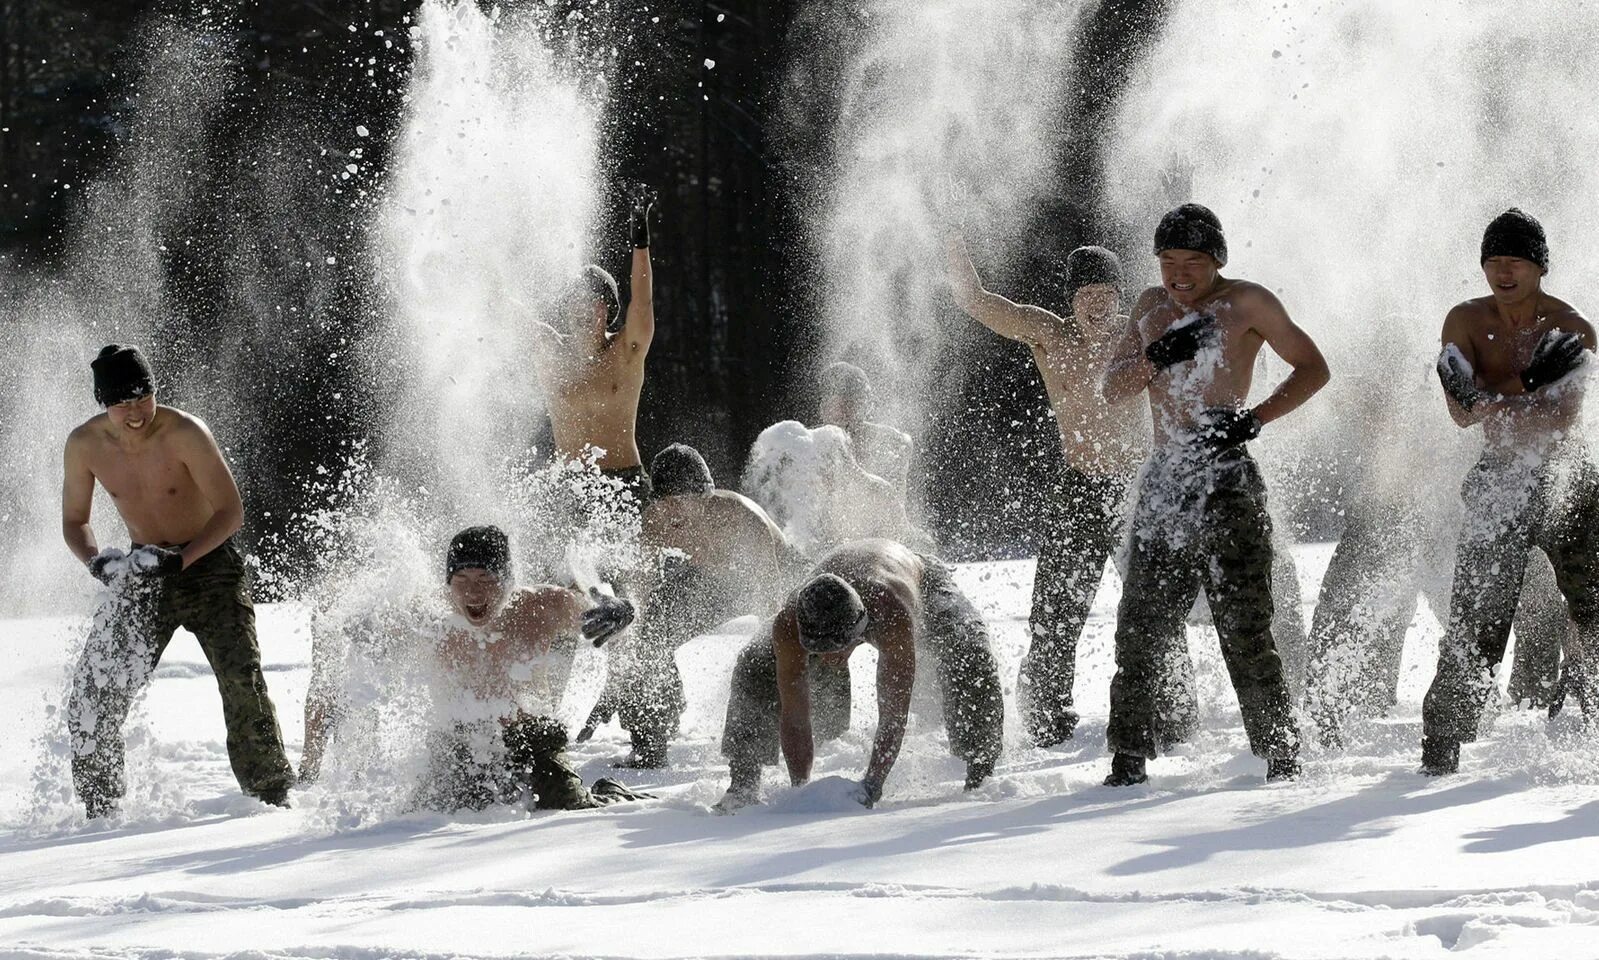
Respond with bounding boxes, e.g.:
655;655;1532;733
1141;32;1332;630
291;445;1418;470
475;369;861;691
3;548;1598;959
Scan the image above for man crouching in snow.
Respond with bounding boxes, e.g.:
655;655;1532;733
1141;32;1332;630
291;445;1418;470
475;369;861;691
714;539;1004;813
418;526;654;811
62;345;294;818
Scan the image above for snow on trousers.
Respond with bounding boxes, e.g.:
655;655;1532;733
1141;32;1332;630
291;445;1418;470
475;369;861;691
1107;447;1299;760
1018;466;1126;744
721;557;1005;776
423;713;592;811
68;539;293;807
1423;453;1599;742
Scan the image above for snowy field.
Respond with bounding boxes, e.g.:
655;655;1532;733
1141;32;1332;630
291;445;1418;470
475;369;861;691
2;547;1598;960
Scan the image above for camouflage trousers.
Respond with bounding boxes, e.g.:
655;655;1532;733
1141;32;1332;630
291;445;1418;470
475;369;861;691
420;712;594;811
68;540;293;811
1018;466;1127;745
722;557;1004;779
1107;447;1299;760
1424;453;1599;742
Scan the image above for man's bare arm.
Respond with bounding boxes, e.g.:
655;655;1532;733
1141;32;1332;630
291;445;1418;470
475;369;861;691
61;430;100;565
1243;286;1331;426
944;233;1065;347
174;416;245;568
864;608;915;791
1102;290;1162;404
624;245;654;355
773;612;815;786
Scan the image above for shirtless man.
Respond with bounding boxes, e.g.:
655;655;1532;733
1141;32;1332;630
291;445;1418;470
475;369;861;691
817;362;915;496
417;526;646;810
62;345;294;817
1099;203;1330;786
603;443;808;767
715;539;1004;812
947;237;1147;746
1422;208;1598;775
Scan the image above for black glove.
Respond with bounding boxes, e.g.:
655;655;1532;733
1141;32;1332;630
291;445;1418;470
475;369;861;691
1145;315;1217;370
582;588;635;646
856;776;884;809
628;183;656;250
1520;330;1586;392
1196;406;1262;449
86;548;124;585
138;546;185;577
1436;348;1487;411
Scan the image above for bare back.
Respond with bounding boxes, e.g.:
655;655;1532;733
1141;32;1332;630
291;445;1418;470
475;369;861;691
64;407;225;547
643;491;790;599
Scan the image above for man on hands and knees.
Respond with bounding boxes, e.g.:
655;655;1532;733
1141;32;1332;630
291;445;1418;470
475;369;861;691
714;539;1004;813
421;526;649;810
947;235;1148;747
1422;209;1598;776
1099;204;1330;787
611;444;808;768
62;345;294;817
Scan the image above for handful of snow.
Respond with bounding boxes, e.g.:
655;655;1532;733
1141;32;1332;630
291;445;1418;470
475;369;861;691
92;546;167;580
765;775;874;815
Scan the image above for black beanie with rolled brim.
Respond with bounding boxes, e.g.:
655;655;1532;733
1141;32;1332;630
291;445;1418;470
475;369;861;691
1065;245;1123;301
795;573;868;654
1153;203;1228;266
650;443;715;498
91;345;155;406
1481;208;1549;270
446;525;512;582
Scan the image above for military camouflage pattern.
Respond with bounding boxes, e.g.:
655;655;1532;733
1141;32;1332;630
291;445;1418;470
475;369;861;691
1018;467;1127;746
721;556;1004;784
1107;447;1299;761
68;539;293;814
1424;452;1599;742
421;712;595;811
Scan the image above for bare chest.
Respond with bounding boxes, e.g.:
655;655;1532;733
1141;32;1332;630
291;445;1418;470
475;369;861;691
88;441;196;508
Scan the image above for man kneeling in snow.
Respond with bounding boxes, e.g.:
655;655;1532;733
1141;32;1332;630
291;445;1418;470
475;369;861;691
714;539;1004;812
421;526;656;811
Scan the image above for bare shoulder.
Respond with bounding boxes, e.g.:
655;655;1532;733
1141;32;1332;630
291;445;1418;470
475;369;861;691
161;407;217;443
504;584;580;635
65;414;108;449
1131;285;1167;318
1441;298;1490;338
1542;295;1594;336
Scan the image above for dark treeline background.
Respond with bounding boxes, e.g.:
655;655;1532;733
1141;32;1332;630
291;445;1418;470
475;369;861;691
1;0;1169;580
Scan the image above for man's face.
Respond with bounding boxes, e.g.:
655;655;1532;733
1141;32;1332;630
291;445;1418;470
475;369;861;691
1482;256;1545;306
1071;283;1120;325
106;393;157;432
448;568;508;626
1159;250;1220;307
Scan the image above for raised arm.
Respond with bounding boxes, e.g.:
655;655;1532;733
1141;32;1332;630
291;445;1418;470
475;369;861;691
863;603;915;801
61;428;100;566
174;416;245;569
623;188;655;354
944;232;1066;347
773;610;815;786
1243;285;1331;426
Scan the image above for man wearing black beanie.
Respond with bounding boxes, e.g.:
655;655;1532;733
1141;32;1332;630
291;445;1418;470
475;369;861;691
595;443;808;768
945;230;1148;748
1422;208;1599;776
1098;202;1330;787
61;345;295;817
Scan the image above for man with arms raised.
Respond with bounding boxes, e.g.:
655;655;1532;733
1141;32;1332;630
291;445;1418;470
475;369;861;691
607;444;808;767
1423;208;1598;775
947;237;1147;746
1100;204;1329;786
62;345;294;817
714;539;1004;812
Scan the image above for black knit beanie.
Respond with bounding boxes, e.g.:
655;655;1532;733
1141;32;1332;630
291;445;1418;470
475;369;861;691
1065;245;1123;302
446;525;512;582
1480;208;1549;271
650;443;715;498
795;573;868;654
91;345;155;406
1153;203;1228;266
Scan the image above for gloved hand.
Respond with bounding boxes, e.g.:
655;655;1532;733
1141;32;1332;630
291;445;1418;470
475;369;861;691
1145;314;1217;370
87;547;126;584
628;183;657;250
854;776;884;809
1437;347;1486;411
582;587;635;646
1520;329;1586;392
134;545;185;577
1196;406;1262;450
